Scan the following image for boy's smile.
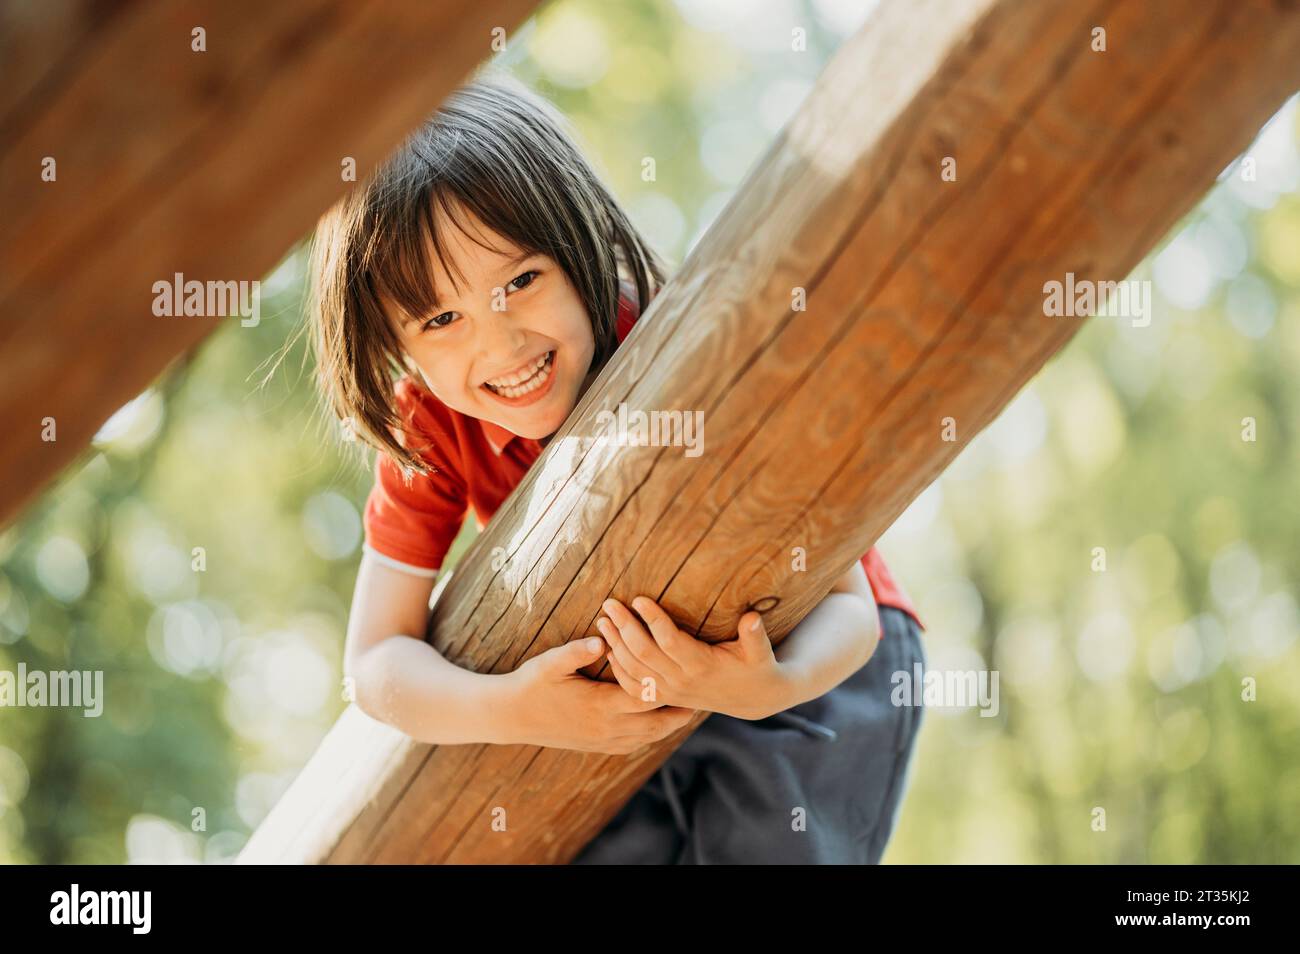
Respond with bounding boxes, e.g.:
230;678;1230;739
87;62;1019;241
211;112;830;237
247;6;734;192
387;202;596;442
480;348;557;406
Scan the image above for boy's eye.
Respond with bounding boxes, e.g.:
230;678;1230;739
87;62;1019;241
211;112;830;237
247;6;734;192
420;311;457;333
417;271;537;333
509;269;539;291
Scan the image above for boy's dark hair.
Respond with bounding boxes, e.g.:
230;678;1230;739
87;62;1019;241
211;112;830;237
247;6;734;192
306;68;668;474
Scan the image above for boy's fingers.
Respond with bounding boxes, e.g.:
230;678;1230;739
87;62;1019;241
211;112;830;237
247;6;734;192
737;611;771;658
542;636;607;675
605;650;647;700
598;616;654;686
603;598;676;673
631;596;697;668
649;705;699;735
589;670;663;713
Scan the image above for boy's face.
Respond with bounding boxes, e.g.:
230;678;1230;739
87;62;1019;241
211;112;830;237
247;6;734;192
387;205;596;443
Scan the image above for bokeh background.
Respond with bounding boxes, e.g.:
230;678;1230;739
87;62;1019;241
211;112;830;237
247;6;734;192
1;0;1297;863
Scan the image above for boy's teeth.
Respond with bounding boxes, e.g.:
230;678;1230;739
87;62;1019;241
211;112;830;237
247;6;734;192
486;351;553;397
486;352;548;388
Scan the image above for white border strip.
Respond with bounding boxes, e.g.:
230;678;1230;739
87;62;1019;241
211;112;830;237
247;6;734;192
363;543;440;578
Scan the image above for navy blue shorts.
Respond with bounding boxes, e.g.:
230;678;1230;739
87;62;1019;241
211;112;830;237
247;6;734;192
572;604;927;864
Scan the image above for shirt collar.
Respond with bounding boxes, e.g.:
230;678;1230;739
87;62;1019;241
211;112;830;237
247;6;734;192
481;419;516;455
480;285;640;457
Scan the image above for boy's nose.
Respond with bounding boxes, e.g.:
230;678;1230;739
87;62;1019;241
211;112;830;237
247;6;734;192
475;307;528;364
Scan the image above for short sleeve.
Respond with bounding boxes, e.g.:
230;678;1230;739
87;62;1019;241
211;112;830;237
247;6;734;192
860;547;925;632
362;381;469;575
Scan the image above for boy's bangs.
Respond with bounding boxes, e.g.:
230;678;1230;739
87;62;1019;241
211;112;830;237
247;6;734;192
368;181;544;333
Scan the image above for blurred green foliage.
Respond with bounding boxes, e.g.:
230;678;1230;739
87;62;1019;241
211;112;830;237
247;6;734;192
1;0;1296;863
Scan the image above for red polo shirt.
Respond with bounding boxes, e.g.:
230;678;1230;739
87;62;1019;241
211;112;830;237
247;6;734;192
363;289;924;635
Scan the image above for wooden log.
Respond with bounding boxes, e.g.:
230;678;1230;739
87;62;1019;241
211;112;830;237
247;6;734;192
0;0;539;527
233;0;1296;862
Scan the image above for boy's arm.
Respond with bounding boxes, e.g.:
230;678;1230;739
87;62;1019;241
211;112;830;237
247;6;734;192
344;551;517;745
347;552;697;753
765;559;881;714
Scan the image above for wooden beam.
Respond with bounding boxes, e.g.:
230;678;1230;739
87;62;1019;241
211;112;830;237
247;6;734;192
0;0;539;527
239;0;1300;863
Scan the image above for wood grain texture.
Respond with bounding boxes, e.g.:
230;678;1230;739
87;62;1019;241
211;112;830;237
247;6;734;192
0;0;539;526
238;0;1294;862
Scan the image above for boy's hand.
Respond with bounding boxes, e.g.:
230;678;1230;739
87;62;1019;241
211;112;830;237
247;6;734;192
596;596;788;721
503;636;699;755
